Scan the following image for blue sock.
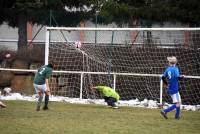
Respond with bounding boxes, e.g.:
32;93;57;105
164;104;176;113
175;106;180;119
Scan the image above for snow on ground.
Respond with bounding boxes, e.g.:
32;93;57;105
0;93;200;111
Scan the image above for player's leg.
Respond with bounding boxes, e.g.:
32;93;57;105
175;102;181;119
106;97;118;109
174;92;181;119
161;93;181;119
34;84;45;111
36;91;43;111
161;94;177;119
161;104;176;119
165;93;179;113
163;104;176;113
104;97;112;107
43;91;50;110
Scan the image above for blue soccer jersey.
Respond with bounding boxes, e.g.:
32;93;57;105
162;66;180;95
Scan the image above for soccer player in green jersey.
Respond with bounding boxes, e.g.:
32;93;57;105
91;85;120;109
33;63;54;111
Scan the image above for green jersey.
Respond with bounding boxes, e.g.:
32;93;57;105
95;86;120;101
34;65;53;85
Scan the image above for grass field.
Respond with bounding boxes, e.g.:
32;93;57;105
0;101;199;134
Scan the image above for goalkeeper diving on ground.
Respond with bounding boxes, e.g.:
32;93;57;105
90;85;120;109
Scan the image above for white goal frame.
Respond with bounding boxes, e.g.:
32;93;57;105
45;26;200;105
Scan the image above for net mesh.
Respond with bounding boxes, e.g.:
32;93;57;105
47;28;200;105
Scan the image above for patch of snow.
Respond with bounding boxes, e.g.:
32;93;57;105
0;93;199;111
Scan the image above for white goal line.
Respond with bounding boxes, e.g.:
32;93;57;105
0;68;200;79
46;27;200;31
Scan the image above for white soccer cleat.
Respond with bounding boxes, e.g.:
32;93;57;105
112;106;119;109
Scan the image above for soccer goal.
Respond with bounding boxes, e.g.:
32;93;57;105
45;27;200;106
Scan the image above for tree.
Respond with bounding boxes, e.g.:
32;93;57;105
90;0;200;45
93;0;200;27
1;0;200;50
0;0;93;50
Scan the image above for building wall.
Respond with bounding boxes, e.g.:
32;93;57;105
0;21;186;51
0;23;18;50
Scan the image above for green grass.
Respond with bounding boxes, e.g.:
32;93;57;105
0;101;199;134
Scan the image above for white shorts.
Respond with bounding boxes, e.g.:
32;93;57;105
33;84;47;94
171;92;181;103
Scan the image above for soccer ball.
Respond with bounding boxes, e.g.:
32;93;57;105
75;41;82;48
5;53;11;58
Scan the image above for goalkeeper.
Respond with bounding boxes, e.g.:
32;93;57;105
160;56;184;120
33;62;54;111
91;85;120;109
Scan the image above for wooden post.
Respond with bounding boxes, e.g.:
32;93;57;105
27;22;33;47
80;21;85;44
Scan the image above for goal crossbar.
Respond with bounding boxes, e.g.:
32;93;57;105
46;27;200;31
0;68;200;79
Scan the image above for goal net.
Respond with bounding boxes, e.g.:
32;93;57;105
46;27;200;106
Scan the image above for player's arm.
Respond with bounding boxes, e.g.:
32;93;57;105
90;86;97;91
176;69;185;80
161;76;168;85
90;85;105;92
162;69;168;85
90;86;104;93
45;79;51;95
178;75;184;80
45;69;53;94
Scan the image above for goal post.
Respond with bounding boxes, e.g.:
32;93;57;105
45;26;200;106
45;29;50;65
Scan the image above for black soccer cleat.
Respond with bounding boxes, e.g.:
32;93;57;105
175;116;180;120
43;106;49;110
160;110;168;119
36;106;40;111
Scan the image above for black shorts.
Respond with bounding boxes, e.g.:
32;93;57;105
104;97;117;106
